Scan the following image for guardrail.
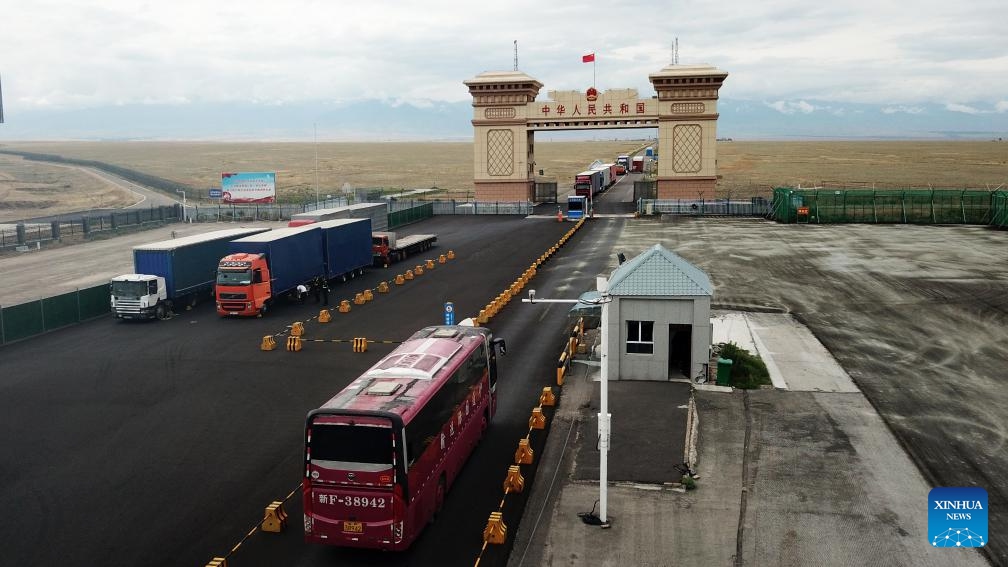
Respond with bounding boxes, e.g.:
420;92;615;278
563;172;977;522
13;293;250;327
637;198;771;217
0;205;182;250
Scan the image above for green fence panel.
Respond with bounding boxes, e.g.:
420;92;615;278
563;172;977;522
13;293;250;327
388;203;434;229
773;187;1001;225
78;284;111;320
42;291;80;332
1;301;45;343
993;191;1008;227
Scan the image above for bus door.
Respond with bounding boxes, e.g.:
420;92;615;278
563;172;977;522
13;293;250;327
304;412;406;549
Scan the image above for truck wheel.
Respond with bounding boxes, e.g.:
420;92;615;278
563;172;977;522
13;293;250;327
259;302;269;317
156;304;167;320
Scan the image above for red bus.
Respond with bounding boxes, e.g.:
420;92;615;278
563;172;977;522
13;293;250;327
303;324;506;550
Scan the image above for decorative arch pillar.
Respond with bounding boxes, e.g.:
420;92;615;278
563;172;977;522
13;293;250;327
464;71;543;202
649;65;728;199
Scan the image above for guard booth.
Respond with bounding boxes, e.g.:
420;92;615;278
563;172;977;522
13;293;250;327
566;195;588;220
603;244;713;381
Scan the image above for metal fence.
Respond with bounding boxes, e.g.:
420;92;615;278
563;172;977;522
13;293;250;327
771;187;1007;225
993;191;1008;228
1;205;182;250
637;198;771;217
1;284;110;345
634;180;657;201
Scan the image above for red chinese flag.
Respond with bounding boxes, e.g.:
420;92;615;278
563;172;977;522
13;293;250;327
582;53;595;63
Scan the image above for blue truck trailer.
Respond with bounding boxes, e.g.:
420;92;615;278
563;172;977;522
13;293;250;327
318;218;373;281
110;227;270;320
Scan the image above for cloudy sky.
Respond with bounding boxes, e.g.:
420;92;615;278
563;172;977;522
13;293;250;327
1;0;1006;138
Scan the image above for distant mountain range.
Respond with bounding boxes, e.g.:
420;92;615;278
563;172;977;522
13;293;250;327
0;98;1004;142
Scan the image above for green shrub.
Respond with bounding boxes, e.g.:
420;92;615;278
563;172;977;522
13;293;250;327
717;342;771;389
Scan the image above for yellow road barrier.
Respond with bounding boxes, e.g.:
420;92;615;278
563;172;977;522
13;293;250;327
529;406;545;430
260;335;276;351
353;337;368;353
290;321;304;337
338;300;351;313
540;387;556;407
318;309;331;323
483;512;507;545
514;438;533;465
261;501;288;533
286;336;302;352
503;465;525;493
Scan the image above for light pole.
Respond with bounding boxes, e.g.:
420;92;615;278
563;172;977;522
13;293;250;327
176;189;187;222
522;276;613;527
314;123;320;209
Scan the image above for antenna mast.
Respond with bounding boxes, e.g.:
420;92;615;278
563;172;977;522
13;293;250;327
674;38;679;65
514;40;518;71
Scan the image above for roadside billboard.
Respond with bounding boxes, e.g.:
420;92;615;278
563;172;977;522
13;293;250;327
221;172;276;204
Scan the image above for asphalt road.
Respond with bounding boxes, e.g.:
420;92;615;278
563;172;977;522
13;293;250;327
0;214;615;567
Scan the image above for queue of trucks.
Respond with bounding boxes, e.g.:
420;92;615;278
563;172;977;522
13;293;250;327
110;204;438;320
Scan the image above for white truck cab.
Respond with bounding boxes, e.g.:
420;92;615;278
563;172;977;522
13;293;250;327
110;274;169;320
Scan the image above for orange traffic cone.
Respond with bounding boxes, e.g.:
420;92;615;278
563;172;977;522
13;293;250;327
557;208;564;222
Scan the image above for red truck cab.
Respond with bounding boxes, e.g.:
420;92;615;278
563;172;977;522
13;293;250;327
216;253;273;316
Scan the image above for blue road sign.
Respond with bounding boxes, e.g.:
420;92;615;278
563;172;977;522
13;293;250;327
209;188;223;199
444;302;455;325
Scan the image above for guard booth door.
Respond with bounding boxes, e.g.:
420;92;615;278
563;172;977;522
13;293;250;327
668;324;692;379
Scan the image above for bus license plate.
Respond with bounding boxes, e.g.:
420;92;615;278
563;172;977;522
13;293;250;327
343;521;363;534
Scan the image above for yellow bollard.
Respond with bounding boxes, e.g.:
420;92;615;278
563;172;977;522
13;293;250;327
353;337;368;353
378;281;390;293
290;321;304;337
261;501;288;533
414;264;424;276
478;309;488;324
483;511;507;545
338;299;351;313
438;254;446;264
395;274;405;285
318;309;331;323
503;465;525;493
447;249;455;260
540;387;556;407
260;335;276;351
426;258;435;269
205;558;228;567
286;336;302;352
405;270;414;280
363;289;374;302
353;292;365;305
529;406;546;430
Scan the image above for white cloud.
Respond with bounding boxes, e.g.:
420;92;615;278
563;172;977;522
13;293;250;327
766;100;816;114
882;106;925;114
996;101;1008;113
945;103;985;114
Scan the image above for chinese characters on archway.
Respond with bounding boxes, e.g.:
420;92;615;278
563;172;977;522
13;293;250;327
538;101;647;117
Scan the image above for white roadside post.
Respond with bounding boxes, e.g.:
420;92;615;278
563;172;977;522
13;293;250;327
597;275;611;525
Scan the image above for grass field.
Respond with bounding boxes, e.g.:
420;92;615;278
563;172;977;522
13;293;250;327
0;139;1005;222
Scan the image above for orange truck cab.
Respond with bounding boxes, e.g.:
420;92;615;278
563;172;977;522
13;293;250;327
215;254;274;316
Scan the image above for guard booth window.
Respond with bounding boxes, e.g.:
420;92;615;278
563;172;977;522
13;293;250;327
626;320;654;354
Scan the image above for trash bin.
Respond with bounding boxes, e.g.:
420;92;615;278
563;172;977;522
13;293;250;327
716;357;733;386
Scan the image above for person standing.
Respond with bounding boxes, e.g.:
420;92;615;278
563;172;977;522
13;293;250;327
321;280;330;306
296;283;308;304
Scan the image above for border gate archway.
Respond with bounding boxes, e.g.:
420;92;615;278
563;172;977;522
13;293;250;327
464;65;728;202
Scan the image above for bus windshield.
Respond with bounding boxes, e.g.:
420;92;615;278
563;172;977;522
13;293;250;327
310;423;392;468
217;269;252;286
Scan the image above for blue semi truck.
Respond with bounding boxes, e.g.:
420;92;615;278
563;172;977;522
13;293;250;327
215;218;372;316
110;227;270;320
